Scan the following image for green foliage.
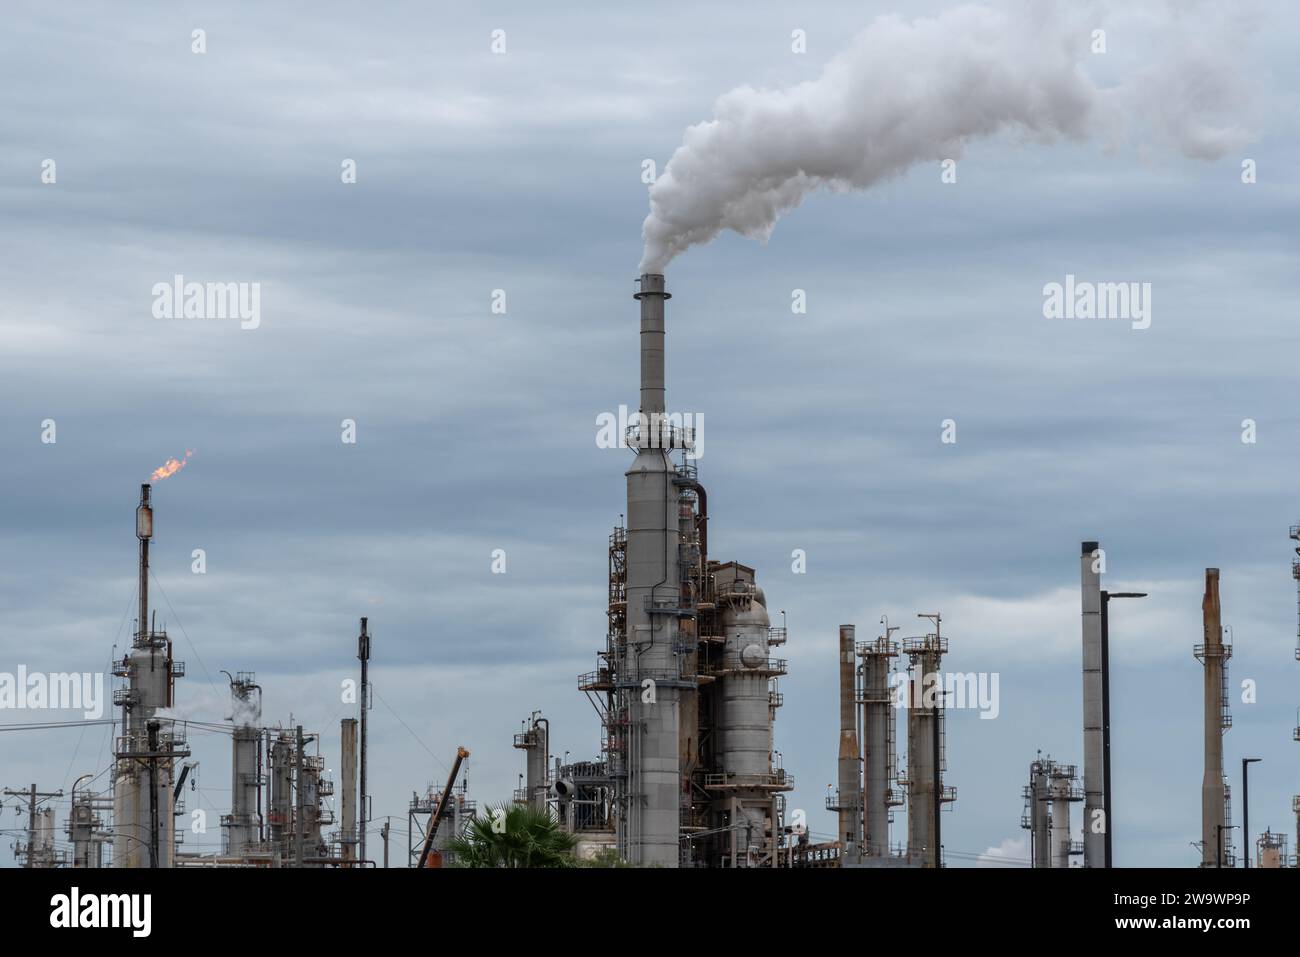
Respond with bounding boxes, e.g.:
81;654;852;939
448;803;579;868
578;846;630;868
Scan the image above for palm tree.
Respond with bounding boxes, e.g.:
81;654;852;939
448;803;578;868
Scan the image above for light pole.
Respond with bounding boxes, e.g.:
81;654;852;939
1242;758;1261;868
1101;590;1147;869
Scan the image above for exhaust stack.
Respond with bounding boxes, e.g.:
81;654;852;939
1196;568;1231;866
835;625;862;861
633;273;670;417
1079;541;1104;867
340;717;358;864
622;273;682;866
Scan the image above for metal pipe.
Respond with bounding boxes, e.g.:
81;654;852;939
358;617;370;866
1242;758;1260;868
136;484;151;643
1101;591;1112;867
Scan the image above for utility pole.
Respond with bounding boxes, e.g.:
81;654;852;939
1242;758;1261;868
3;784;63;868
358;617;370;866
381;819;390;868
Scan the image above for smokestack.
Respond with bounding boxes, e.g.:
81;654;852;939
633;274;670;419
340;717;357;865
623;274;682;866
836;625;862;861
1079;541;1104;867
1197;568;1229;867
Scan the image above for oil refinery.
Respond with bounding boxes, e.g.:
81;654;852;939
4;274;1296;873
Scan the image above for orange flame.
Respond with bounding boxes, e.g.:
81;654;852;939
150;449;195;483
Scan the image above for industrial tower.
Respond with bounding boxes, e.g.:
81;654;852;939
1195;568;1232;867
900;613;955;867
111;484;189;868
577;275;791;867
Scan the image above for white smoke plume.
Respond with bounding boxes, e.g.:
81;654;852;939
639;1;1251;273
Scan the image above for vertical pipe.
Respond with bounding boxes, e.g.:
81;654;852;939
358;617;370;864
1241;759;1250;869
1101;593;1112;867
137;484;151;643
1080;541;1104;867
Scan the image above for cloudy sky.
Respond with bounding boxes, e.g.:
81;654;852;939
1;0;1296;868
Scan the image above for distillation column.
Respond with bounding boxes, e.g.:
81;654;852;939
860;630;900;858
268;730;294;864
903;619;951;868
624;273;683;867
222;672;261;857
1049;762;1082;869
513;712;549;811
1197;568;1230;867
835;625;863;861
1079;541;1104;867
717;585;778;866
1023;759;1051;869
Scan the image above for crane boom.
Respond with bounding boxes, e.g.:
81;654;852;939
417;746;470;868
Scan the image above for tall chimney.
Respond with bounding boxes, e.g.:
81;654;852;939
1079;541;1104;867
836;625;862;861
340;717;357;865
633;273;670;417
623;273;682;866
1197;568;1229;866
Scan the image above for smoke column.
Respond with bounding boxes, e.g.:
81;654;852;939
639;1;1250;272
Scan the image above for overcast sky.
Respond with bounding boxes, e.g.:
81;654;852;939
1;0;1297;868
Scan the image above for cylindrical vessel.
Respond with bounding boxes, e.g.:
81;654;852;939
836;625;862;860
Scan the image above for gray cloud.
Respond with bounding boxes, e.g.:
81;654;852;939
1;0;1297;868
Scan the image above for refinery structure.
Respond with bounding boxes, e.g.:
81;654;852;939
4;275;1299;870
